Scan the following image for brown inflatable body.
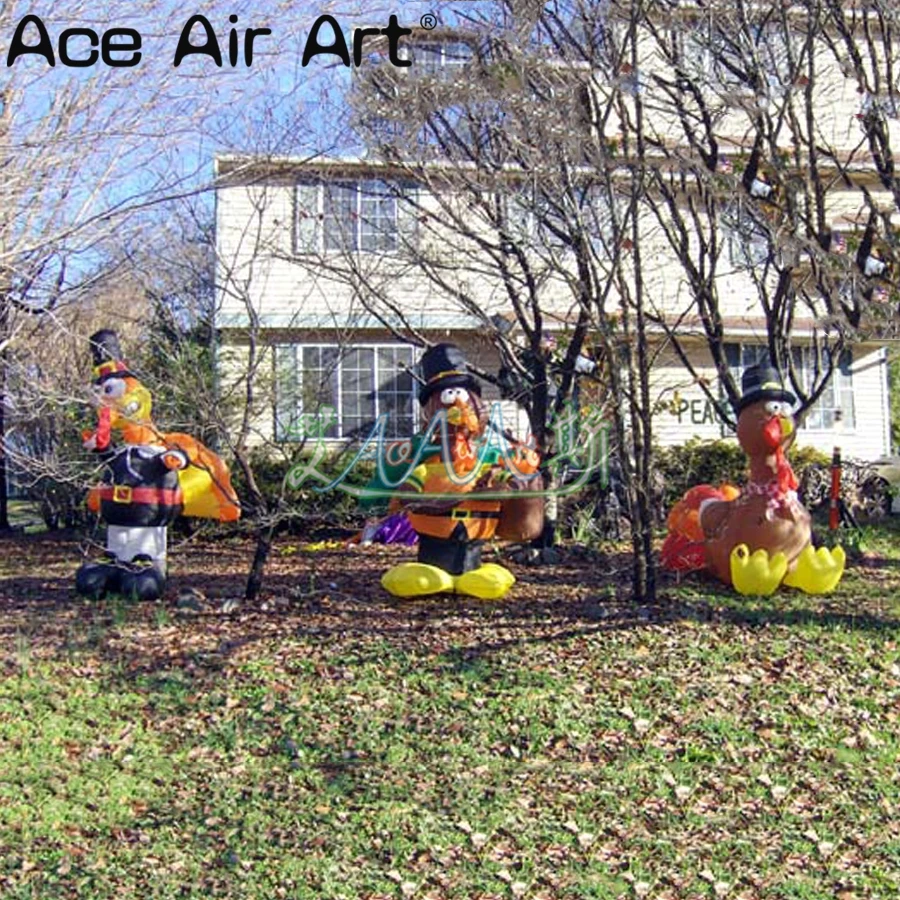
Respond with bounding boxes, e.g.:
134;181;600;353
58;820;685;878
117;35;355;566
701;398;811;584
496;472;545;541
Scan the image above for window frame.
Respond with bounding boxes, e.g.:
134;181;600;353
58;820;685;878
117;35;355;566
724;342;855;435
680;20;792;95
274;342;419;442
294;178;418;255
721;201;771;270
796;346;855;432
410;40;474;77
501;183;614;253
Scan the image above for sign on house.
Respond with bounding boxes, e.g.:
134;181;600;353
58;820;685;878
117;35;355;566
670;394;719;426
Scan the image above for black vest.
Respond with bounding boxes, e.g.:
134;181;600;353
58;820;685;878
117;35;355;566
98;446;184;527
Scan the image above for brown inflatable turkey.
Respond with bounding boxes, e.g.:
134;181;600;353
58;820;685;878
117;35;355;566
663;362;845;595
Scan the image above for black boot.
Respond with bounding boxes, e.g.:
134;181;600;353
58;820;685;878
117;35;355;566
119;555;166;602
75;559;123;600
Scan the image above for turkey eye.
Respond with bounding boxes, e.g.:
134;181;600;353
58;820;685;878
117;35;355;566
765;401;782;416
101;379;126;399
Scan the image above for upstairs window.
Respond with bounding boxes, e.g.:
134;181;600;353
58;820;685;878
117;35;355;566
501;183;614;253
681;21;791;94
295;179;418;254
410;41;473;77
721;202;770;270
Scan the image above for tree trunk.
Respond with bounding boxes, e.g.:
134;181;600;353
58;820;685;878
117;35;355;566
245;518;275;603
0;298;11;532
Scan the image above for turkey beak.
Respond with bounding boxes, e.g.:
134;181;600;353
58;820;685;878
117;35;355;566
780;414;796;449
763;414;794;450
446;399;468;426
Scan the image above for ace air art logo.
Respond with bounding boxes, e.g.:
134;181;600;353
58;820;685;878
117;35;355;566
5;12;428;69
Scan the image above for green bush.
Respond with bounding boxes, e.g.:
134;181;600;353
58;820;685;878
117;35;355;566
654;438;831;511
228;447;375;535
655;439;747;510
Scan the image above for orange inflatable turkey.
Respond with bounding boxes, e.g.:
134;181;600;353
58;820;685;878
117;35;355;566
661;362;845;595
364;343;543;600
77;330;239;601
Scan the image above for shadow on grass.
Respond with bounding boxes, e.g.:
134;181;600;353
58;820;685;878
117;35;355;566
670;595;900;633
2;533;899;696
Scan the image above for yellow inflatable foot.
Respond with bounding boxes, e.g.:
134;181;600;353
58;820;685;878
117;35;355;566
730;544;787;596
453;563;516;600
783;544;846;594
381;563;455;598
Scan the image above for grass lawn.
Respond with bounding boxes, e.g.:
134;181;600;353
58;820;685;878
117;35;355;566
7;501;45;534
0;523;898;899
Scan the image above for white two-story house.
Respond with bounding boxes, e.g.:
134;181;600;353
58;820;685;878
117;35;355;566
214;12;896;460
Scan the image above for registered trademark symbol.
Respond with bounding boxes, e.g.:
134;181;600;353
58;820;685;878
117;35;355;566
420;13;437;29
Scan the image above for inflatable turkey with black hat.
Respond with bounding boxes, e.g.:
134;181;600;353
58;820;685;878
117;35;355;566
76;329;240;601
363;343;544;600
661;359;845;595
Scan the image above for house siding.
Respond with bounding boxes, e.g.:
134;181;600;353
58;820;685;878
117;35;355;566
213;13;897;464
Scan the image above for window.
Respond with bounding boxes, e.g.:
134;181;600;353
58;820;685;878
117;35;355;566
721;202;770;269
799;347;855;431
681;21;790;94
725;344;855;432
274;344;417;441
410;41;473;77
501;184;613;253
681;24;750;91
502;189;570;252
295;179;417;254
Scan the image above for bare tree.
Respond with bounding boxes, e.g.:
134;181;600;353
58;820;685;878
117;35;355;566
325;0;666;598
634;0;899;429
0;0;368;529
155;164;374;602
0;2;213;527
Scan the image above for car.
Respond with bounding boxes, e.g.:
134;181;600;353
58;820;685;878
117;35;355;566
869;455;900;516
798;454;897;521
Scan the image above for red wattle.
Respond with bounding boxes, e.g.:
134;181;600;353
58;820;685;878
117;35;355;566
95;406;111;451
775;447;798;493
762;417;781;450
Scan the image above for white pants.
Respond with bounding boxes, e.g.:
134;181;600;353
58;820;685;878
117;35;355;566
106;525;167;574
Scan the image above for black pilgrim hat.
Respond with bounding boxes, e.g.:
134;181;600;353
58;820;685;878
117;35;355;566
418;343;481;405
89;329;134;384
736;361;796;414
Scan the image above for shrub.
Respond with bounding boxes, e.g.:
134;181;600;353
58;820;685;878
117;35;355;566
655;439;748;511
228;447;375;536
654;438;831;512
